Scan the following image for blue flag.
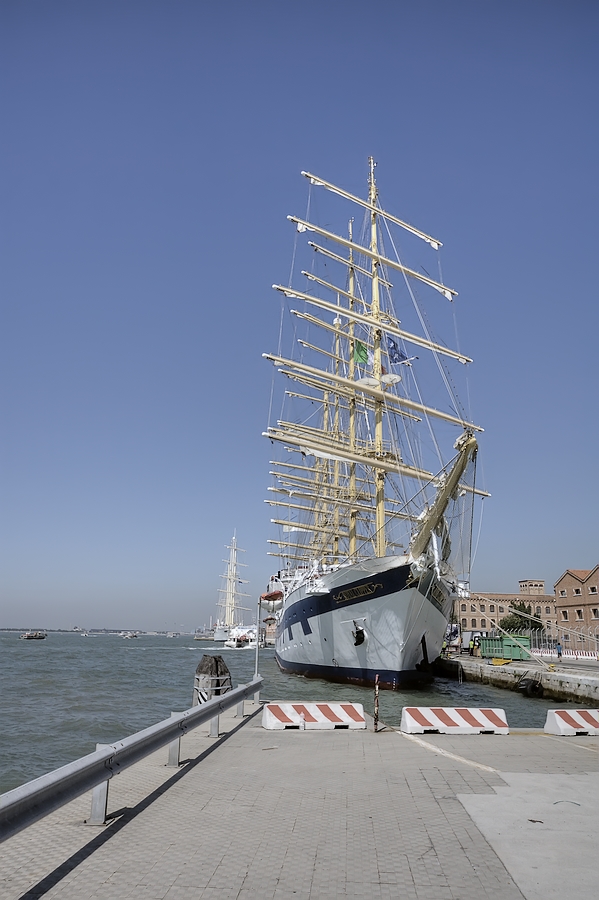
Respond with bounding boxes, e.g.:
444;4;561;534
387;336;407;365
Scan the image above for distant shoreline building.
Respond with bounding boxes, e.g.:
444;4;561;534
458;569;599;649
554;566;599;648
455;579;556;635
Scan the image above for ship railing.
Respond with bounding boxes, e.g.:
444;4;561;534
0;675;263;844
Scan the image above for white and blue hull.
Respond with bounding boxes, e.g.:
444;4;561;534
275;556;453;688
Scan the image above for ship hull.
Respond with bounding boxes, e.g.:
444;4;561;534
274;556;453;688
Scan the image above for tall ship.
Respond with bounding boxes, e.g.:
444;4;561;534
213;533;251;642
261;159;487;688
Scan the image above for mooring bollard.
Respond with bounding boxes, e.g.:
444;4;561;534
236;699;245;718
86;744;110;826
209;714;219;737
167;712;182;766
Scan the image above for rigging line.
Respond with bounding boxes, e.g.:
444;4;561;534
268;291;286;428
273;187;311;427
470;485;485;571
381;216;466;423
450;291;474;425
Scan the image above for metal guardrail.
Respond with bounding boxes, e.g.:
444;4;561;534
0;675;263;844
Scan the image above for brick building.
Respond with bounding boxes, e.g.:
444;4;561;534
554;566;599;648
455;579;557;635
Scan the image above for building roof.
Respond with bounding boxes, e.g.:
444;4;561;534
554;564;599;587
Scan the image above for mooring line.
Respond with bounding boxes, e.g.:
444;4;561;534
397;730;499;772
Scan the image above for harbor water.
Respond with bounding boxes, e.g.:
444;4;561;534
0;631;560;794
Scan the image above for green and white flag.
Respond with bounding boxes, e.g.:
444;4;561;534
354;340;368;364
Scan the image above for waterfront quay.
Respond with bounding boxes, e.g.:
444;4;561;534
439;655;599;705
1;701;598;900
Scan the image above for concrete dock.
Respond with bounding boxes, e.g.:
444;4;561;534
1;701;598;900
438;654;599;705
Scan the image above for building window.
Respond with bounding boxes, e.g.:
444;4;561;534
480;619;486;628
576;609;583;620
479;604;485;612
589;586;598;594
461;604;466;611
591;609;599;619
561;610;569;621
574;588;581;595
471;604;476;612
471;618;477;628
545;607;551;614
490;604;495;612
564;634;570;642
490;619;496;626
461;618;467;627
499;606;504;613
535;606;541;615
559;590;566;597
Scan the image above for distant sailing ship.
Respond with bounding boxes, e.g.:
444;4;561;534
261;158;487;688
213;534;251;642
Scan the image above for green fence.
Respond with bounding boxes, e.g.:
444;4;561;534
480;635;532;660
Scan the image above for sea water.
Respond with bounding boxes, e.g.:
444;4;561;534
0;631;558;793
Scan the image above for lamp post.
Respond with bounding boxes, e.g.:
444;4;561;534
254;595;261;701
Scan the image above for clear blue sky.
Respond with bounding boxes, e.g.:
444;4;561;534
1;1;597;630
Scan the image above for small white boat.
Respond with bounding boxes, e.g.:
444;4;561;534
223;625;256;649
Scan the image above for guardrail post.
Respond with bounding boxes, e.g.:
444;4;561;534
167;713;182;766
209;713;219;737
86;744;110;826
236;699;244;718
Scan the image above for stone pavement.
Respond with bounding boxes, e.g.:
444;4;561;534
0;703;597;900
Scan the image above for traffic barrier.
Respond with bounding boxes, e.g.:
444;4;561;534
400;706;509;735
532;649;598;660
544;709;599;736
262;702;366;730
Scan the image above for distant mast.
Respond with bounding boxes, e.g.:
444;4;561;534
219;533;249;627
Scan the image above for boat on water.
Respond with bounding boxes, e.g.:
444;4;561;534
19;631;47;640
261;159;487;688
213;534;251;642
223;624;260;649
193;629;215;641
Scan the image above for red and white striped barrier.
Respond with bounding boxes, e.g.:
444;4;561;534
400;706;509;735
262;702;366;730
544;709;599;736
532;649;598;660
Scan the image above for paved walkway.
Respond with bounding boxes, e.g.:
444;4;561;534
1;704;598;899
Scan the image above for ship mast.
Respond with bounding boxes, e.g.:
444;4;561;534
264;161;486;570
219;534;249;626
369;157;386;558
347;219;357;561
